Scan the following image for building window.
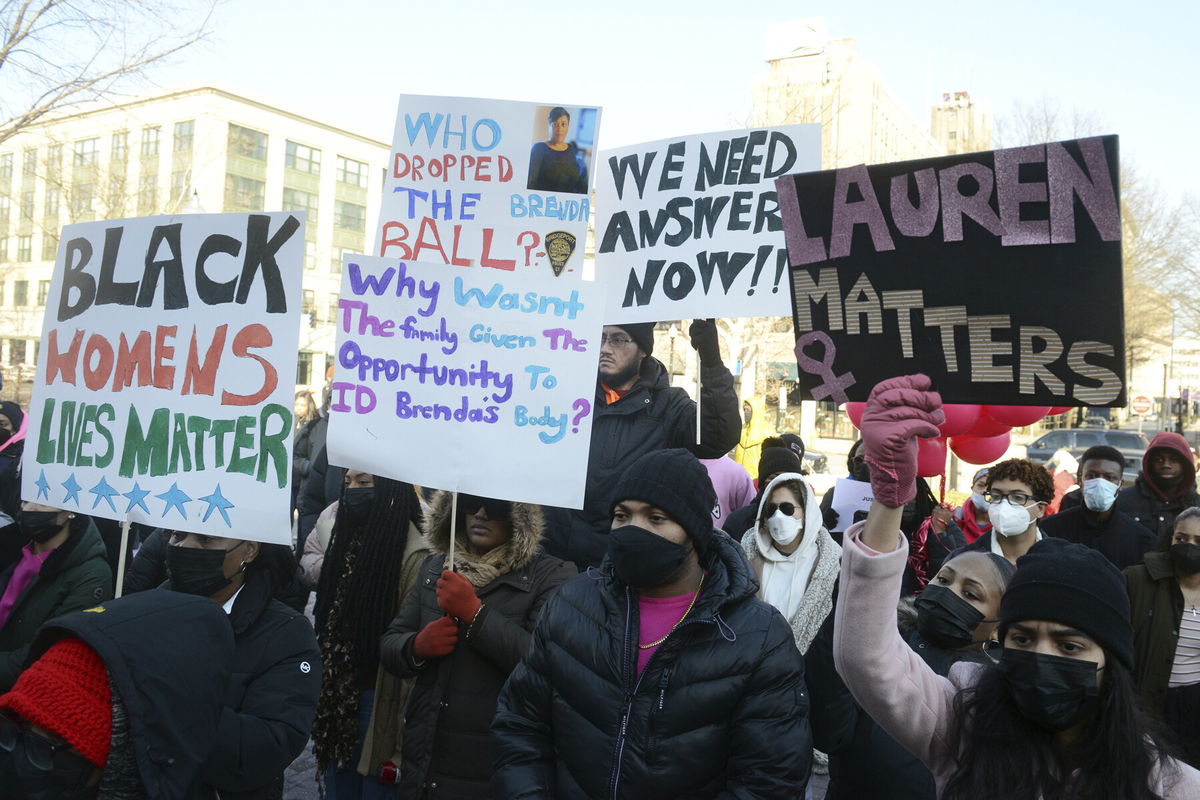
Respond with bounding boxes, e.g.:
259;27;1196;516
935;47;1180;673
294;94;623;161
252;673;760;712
44;187;59;217
170;170;190;205
173;120;194;152
336;156;369;187
74;138;98;166
36;279;49;306
302;289;315;315
305;240;317;271
0;196;9;225
40;234;56;261
14;278;28;303
19;191;33;221
331;246;351;273
224;174;265;211
141;126;161;157
47;144;61;175
282;187;318;224
334;200;365;232
22;148;36;177
8;340;24;366
0;238;5;262
228;124;267;161
138;175;157;214
16;237;30;262
0;154;11;179
72;183;94;218
286;141;321;175
111;131;128;161
296;351;313;386
327;300;338;323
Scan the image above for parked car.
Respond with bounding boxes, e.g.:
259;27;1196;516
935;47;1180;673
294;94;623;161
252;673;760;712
1026;428;1149;484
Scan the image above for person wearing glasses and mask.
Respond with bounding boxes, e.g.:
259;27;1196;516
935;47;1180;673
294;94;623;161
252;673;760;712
541;320;740;572
956;459;1055;565
380;492;574;798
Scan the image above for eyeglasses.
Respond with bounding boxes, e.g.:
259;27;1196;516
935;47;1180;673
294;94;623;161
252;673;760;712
764;501;801;518
0;712;94;784
983;489;1038;506
600;334;634;348
460;495;510;521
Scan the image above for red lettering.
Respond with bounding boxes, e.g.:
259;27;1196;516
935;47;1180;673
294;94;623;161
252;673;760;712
182;324;228;396
153;325;177;390
221;324;277;406
82;334;115;391
449;225;472;267
46;329;84;386
474;156;492;181
112;331;153;391
392;153;409;179
498;156;513;182
379;221;413;259
480;228;515;271
411;217;450;264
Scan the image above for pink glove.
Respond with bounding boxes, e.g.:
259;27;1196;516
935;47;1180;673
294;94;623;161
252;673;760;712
860;375;945;508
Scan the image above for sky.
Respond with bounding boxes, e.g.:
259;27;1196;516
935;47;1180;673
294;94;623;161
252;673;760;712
151;0;1198;200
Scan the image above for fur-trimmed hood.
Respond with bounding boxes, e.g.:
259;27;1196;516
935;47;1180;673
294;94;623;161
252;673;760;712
422;491;546;586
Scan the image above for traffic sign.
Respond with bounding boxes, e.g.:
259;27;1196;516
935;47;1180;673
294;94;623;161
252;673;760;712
1131;395;1153;415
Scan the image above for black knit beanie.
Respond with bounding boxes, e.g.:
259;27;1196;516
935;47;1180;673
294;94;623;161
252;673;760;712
999;538;1134;669
613;323;654;356
759;447;802;485
610;448;715;557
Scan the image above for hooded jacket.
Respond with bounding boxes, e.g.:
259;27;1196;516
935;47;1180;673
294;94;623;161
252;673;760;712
541;355;741;571
734;396;776;471
1116;433;1199;544
380;493;575;799
491;531;812;799
28;589;235;800
739;473;841;655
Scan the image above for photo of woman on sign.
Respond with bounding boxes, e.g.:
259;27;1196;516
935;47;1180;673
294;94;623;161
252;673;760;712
526;106;593;194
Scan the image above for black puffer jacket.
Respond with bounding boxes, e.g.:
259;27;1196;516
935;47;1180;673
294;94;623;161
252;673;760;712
542;356;740;570
198;569;322;800
492;532;812;798
380;493;575;798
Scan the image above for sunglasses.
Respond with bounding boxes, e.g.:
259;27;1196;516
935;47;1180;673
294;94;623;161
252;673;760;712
764;501;801;518
459;495;510;521
0;712;95;785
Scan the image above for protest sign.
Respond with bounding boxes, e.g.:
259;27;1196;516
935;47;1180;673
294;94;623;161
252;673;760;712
326;256;602;508
776;135;1124;406
22;213;306;544
829;477;874;533
377;95;601;280
594;125;820;323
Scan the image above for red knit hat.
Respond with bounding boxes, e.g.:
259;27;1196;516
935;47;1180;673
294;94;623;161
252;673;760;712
0;637;112;767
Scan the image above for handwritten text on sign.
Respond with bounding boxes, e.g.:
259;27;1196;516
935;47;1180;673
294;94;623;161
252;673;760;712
23;213;305;543
326;257;602;509
595;125;820;322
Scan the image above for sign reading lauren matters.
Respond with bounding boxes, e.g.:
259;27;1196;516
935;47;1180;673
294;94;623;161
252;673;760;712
775;135;1125;407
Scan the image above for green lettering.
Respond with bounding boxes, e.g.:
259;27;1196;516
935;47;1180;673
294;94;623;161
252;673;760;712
36;399;57;464
209;419;235;467
56;401;77;465
94;405;115;468
169;413;192;473
187;416;211;471
119;406;169;478
257;403;290;488
228;415;256;476
76;404;97;467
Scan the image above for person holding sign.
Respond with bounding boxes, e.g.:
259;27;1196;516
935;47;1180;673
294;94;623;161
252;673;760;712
493;449;812;798
542;319;740;571
526;107;588;194
380;492;574;797
833;375;1200;799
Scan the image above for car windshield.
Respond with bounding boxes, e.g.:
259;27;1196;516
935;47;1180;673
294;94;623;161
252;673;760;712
1108;431;1148;449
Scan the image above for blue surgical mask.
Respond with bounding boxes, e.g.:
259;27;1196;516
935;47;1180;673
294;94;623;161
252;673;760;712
1082;478;1119;512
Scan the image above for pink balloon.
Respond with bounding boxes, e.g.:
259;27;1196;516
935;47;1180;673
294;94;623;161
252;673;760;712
983;404;1051;428
1047;406;1073;415
917;436;948;478
950;432;1012;465
844;401;866;428
967;415;1012;438
938;404;981;438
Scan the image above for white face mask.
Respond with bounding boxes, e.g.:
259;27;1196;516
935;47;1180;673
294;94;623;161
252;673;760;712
766;509;803;546
971;492;988;510
1082;478;1119;512
987;500;1035;537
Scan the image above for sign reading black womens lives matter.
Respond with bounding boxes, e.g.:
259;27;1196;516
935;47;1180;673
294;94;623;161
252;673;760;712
775;135;1124;406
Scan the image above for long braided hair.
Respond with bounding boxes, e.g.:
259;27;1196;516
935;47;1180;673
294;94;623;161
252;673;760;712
312;476;422;774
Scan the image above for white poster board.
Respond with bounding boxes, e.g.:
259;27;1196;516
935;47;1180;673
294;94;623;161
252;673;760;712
376;94;601;281
829;477;875;533
594;125;820;323
326;256;603;508
22;213;306;544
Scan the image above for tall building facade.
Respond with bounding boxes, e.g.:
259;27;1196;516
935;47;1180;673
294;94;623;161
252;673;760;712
930;91;992;155
0;86;391;397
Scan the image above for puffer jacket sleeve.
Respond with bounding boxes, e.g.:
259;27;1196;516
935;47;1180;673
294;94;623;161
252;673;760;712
714;608;813;799
199;613;322;791
379;555;437;678
468;558;575;674
665;360;741;459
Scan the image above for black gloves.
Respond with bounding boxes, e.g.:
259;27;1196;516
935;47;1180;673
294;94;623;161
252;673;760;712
688;319;722;365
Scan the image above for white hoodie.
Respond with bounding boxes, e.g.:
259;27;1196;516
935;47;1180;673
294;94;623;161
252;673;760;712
745;472;825;624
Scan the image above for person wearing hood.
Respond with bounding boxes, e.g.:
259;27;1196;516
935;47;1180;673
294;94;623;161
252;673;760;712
492;448;812;798
1116;432;1200;544
541;320;741;571
807;548;1015;799
380;492;574;797
1043;445;1157;570
722;436;804;537
733;397;776;470
959;458;1054;565
0;588;233;799
0;400;27;569
0;503;112;691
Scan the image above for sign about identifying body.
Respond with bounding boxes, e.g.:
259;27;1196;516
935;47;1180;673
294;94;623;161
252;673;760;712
326;256;602;508
23;213;305;544
595;125;820;322
776;135;1124;406
377;95;602;280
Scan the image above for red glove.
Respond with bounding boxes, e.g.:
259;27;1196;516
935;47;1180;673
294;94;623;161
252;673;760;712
412;616;459;660
436;570;482;622
860;375;944;508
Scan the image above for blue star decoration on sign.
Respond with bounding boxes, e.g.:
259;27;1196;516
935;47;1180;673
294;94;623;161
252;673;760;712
199;484;235;527
123;482;151;515
34;470;51;501
88;477;121;513
61;473;82;505
156;482;192;520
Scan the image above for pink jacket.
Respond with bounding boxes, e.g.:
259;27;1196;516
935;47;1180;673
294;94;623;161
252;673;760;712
833;522;1200;798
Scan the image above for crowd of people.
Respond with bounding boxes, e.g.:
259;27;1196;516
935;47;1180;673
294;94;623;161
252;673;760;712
2;323;1200;798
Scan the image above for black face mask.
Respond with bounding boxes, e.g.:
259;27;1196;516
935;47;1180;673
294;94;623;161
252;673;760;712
166;543;242;597
19;511;66;544
999;648;1101;732
607;525;690;589
0;428;11;448
915;584;989;650
1170;543;1200;575
0;731;98;800
341;488;376;524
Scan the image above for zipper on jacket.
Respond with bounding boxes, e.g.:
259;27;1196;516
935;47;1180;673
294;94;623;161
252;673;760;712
609;588;634;800
656;667;672;711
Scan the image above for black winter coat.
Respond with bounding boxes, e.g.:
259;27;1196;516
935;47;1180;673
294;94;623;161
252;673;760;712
380;496;574;799
492;532;812;799
297;444;346;554
198;571;322;800
1116;476;1200;546
542;356;741;570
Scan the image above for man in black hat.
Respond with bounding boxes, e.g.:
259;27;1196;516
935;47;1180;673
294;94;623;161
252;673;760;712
542;320;740;570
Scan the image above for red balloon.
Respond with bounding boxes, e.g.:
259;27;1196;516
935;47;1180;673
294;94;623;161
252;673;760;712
983;404;1051;428
844;401;866;428
950;432;1012;465
917;436;948;478
938;404;981;438
967;415;1012;438
1047;406;1072;415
